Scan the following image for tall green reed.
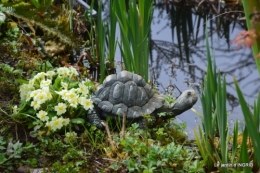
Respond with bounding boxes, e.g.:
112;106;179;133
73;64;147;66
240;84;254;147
96;0;153;82
114;0;153;81
97;1;105;82
106;0;117;66
241;0;260;74
195;25;260;172
93;0;117;82
234;79;260;172
194;30;231;172
98;0;118;82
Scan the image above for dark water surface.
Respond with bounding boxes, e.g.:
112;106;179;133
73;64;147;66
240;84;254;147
150;4;260;138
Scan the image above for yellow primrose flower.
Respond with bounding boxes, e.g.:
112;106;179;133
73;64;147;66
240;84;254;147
56;89;68;100
28;79;35;88
78;83;89;95
57;67;70;76
80;97;94;110
61;117;70;126
69;67;79;76
36;110;49;122
20;84;31;100
41;87;52;100
50;116;63;131
40;79;52;88
30;90;39;99
33;72;46;80
31;100;41;110
66;90;78;101
69;98;78;108
54;102;67;115
46;70;55;78
45;121;52;131
61;81;68;89
35;92;48;104
46;91;52;100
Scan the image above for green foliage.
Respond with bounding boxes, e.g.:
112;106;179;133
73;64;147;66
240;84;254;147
108;124;204;172
0;136;37;172
39;137;89;172
82;125;106;149
2;1;75;47
0;23;20;53
0;63;24;80
0;63;24;101
164;94;176;105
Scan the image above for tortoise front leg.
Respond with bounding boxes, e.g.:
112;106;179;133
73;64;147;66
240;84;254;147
87;109;104;129
134;116;157;129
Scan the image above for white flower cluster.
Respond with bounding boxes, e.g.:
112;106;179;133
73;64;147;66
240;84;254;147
18;67;94;133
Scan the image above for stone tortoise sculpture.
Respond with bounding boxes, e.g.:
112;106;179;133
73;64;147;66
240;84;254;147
87;71;198;129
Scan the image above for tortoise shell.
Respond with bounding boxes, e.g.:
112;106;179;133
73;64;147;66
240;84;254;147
92;71;165;119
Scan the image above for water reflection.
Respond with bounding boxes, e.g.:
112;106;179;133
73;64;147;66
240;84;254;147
150;1;260;137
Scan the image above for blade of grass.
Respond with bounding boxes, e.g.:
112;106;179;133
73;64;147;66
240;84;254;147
216;73;228;173
238;128;251;173
107;0;117;65
253;94;260;131
97;1;105;82
231;120;238;163
30;0;40;8
234;77;260;167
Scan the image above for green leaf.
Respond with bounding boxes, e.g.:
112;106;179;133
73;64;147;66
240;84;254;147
0;153;7;164
30;0;40;8
71;118;85;124
234;77;260;167
53;77;62;90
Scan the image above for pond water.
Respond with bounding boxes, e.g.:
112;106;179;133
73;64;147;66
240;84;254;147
150;3;260;138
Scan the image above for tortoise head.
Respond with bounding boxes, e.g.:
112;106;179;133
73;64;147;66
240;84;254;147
170;90;198;116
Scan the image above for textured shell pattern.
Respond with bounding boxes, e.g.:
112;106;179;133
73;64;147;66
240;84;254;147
92;71;165;119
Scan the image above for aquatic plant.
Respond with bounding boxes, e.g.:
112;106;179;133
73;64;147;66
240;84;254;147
94;0;153;82
97;1;106;82
240;0;260;73
195;25;260;172
234;80;260;173
194;36;230;172
114;0;153;81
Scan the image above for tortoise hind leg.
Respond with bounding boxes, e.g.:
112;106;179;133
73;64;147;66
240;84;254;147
87;109;104;129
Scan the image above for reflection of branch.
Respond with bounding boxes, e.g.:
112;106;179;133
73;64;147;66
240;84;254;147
151;37;259;109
